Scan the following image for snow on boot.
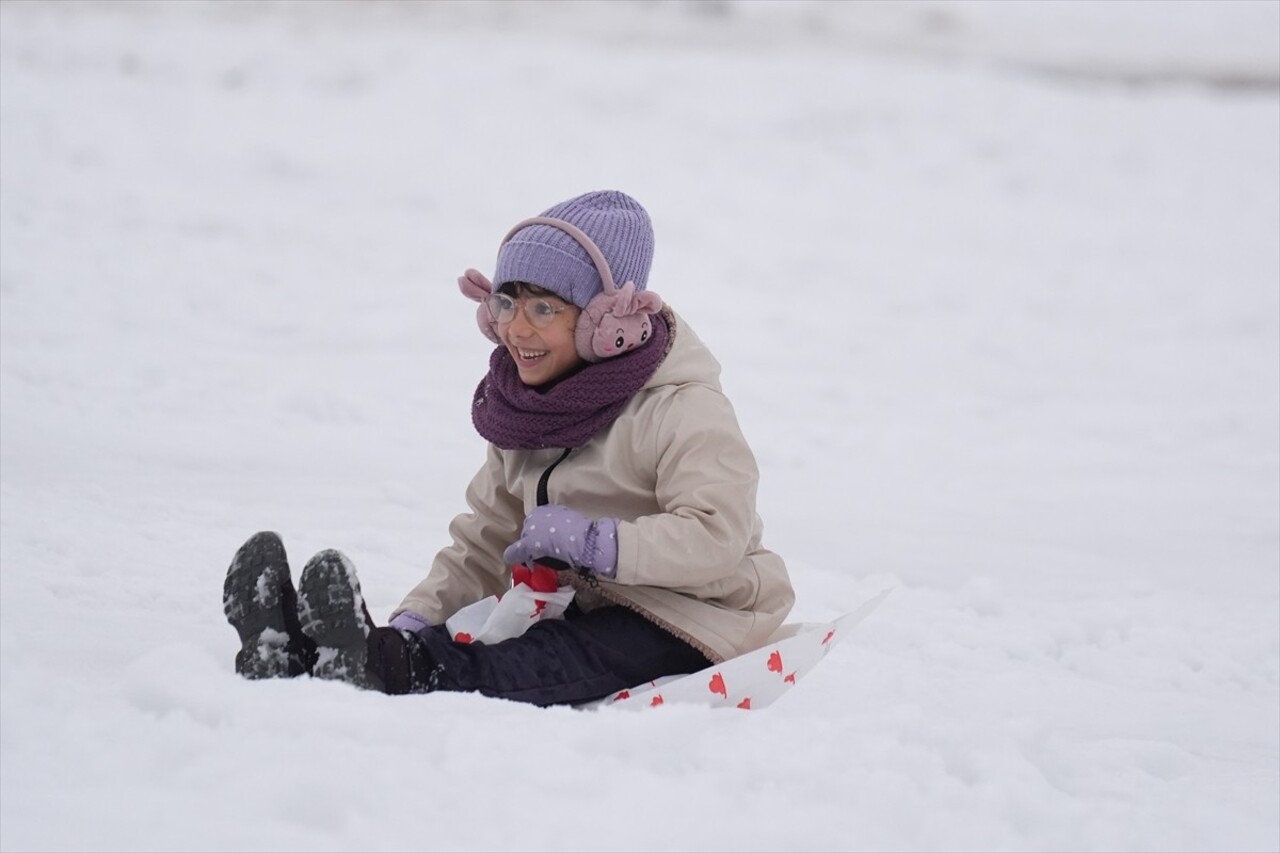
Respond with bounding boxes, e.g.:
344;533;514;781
297;549;380;690
223;531;318;679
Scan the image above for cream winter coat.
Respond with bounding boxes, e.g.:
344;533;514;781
394;310;795;663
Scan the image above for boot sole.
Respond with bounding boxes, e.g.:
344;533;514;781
223;531;296;680
297;549;376;689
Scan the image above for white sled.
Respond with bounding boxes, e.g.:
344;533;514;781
597;589;890;711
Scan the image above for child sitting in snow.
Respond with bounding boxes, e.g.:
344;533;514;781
222;189;795;705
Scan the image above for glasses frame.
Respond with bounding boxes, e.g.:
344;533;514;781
486;292;572;329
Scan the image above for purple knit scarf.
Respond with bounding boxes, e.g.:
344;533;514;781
472;313;670;450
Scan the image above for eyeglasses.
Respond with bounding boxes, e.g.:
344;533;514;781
486;292;572;329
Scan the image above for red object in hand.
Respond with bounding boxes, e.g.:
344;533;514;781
511;563;561;593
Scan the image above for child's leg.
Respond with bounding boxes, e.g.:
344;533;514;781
290;549;708;704
223;531;317;679
371;606;711;706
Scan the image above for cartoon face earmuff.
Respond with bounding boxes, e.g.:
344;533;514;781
456;216;664;364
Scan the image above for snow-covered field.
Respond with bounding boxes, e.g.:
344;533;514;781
1;1;1277;850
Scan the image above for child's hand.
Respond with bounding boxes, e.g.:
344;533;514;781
389;611;431;636
503;504;619;579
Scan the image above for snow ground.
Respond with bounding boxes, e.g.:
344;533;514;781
1;1;1277;851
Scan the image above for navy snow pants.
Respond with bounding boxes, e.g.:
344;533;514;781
366;604;711;707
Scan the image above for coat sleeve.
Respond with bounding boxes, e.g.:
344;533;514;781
612;386;764;589
391;444;524;626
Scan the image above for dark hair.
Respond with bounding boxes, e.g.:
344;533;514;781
497;281;563;300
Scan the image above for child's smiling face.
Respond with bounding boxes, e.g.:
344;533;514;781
495;284;584;387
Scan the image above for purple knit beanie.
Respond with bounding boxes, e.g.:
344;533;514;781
495;190;655;308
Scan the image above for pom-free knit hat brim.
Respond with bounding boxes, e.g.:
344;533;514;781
494;190;655;308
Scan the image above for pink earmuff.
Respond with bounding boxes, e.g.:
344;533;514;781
574;281;664;363
458;268;501;345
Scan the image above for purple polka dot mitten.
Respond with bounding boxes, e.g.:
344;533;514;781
389;611;431;636
502;504;619;579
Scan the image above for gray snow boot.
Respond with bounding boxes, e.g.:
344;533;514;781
223;531;318;679
296;549;380;690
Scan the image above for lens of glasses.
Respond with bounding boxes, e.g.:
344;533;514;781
525;300;559;325
486;293;516;324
